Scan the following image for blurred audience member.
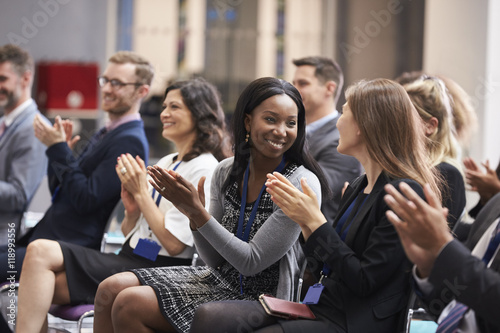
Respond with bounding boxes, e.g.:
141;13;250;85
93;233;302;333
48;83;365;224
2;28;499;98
0;44;48;245
0;51;151;283
403;75;466;228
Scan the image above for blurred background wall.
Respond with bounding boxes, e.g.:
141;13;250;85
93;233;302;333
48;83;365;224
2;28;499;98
1;0;498;169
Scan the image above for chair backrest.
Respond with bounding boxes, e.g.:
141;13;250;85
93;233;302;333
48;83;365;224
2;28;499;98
25;175;51;214
100;199;125;253
18;175;51;238
403;290;438;333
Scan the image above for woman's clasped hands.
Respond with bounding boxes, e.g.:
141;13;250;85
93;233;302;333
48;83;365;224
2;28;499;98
266;171;326;239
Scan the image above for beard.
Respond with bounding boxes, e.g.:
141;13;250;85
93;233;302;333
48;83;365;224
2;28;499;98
0;88;20;112
105;105;130;116
101;91;137;115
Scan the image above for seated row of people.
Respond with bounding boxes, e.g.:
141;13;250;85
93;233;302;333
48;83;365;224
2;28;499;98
1;45;498;332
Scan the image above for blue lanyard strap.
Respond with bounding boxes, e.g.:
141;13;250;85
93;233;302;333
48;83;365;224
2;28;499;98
236;157;286;242
151;160;182;206
237;157;286;295
321;191;369;283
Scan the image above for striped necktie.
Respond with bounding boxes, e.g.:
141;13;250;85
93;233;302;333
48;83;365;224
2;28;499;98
436;303;468;333
436;220;500;333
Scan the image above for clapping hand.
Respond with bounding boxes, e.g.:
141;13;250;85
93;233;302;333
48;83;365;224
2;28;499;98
33;114;66;147
61;118;81;150
464;157;500;205
147;165;210;228
265;172;325;239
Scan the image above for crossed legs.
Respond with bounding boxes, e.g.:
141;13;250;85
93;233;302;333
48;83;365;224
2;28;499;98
94;272;173;333
16;239;70;333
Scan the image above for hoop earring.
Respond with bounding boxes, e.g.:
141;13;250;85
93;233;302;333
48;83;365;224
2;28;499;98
245;132;250;143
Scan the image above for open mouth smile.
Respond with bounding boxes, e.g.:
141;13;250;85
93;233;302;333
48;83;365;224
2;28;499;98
266;139;285;149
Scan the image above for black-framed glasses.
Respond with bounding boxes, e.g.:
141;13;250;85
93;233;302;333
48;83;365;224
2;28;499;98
98;76;142;89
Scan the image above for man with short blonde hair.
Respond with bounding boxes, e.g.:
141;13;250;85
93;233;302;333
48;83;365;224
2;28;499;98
0;50;151;285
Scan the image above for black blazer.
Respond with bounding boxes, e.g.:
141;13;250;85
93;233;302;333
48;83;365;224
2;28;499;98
303;173;423;332
423;192;500;332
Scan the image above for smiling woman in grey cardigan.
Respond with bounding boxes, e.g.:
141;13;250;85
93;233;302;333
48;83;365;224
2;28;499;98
93;77;328;333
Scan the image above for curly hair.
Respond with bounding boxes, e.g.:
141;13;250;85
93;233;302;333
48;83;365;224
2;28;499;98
164;78;231;162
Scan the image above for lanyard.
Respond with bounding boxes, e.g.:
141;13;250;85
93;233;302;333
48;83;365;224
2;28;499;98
151;160;182;206
236;157;286;242
237;157;286;294
321;192;369;282
335;191;369;241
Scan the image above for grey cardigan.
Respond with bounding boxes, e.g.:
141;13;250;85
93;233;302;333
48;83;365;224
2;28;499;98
193;157;322;301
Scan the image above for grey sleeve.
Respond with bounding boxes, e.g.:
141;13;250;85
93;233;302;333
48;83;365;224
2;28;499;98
0;124;47;212
196;165;321;276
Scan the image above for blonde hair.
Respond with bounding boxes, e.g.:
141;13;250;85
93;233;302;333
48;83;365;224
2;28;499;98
109;51;154;85
437;75;477;149
345;78;441;201
403;76;462;173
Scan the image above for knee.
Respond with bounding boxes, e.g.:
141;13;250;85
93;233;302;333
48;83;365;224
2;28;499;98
111;288;140;324
95;273;138;312
25;239;57;265
192;302;219;326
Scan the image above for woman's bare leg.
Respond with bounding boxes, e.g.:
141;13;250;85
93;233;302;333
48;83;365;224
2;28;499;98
111;285;174;333
94;272;143;333
16;240;68;333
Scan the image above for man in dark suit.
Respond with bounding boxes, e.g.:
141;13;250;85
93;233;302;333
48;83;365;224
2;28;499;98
0;51;152;282
292;56;361;222
0;44;48;246
384;182;500;332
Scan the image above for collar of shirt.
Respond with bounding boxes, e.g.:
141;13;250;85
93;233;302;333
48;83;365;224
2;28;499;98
105;112;141;132
306;110;339;135
3;98;35;127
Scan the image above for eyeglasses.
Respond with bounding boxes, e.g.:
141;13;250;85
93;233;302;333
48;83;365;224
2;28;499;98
98;76;142;89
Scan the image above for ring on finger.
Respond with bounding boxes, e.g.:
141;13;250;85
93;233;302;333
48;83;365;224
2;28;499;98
120;167;127;175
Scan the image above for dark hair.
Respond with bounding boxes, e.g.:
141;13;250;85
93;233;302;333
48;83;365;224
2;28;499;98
0;44;33;76
165;78;231;162
292;56;344;104
224;77;329;198
393;70;424;86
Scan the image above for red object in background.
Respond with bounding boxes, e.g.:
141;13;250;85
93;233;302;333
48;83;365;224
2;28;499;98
36;62;99;117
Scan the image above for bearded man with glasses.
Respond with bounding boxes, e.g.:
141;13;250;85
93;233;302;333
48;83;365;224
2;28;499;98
0;51;152;287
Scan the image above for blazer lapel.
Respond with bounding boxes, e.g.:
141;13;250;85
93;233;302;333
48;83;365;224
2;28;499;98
466;193;500;250
344;173;390;246
0;103;37;149
333;175;366;229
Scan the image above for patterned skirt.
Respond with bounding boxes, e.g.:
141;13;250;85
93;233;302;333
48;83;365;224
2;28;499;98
132;263;272;333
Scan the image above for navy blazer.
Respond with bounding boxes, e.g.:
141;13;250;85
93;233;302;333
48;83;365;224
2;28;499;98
303;173;423;332
0;102;48;243
423;193;500;332
23;119;149;250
